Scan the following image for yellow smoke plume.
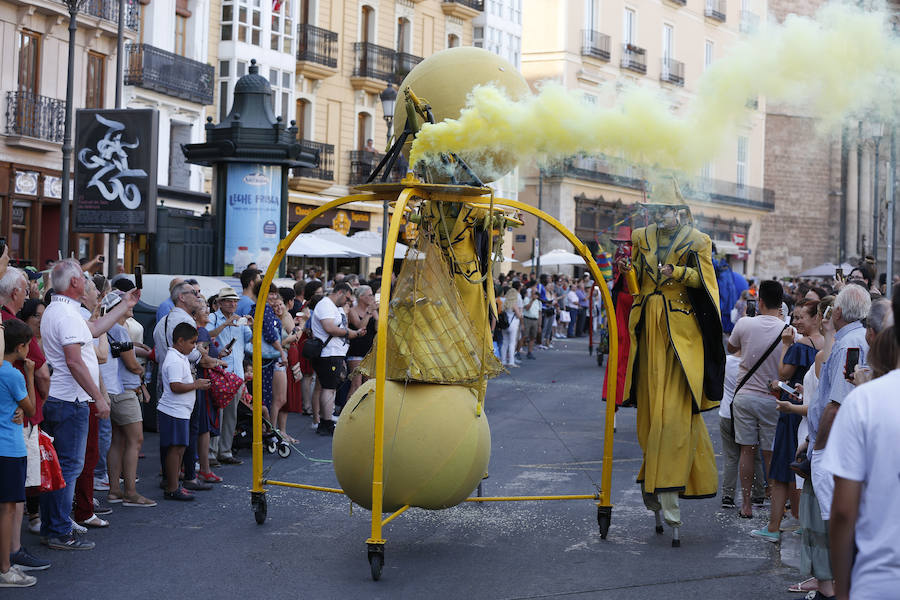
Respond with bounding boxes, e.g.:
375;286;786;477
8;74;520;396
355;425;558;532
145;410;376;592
409;3;900;174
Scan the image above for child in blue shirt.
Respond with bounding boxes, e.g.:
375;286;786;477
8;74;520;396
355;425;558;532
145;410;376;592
0;319;37;587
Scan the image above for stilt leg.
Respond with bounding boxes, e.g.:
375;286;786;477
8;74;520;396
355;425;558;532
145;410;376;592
654;510;664;534
672;526;681;548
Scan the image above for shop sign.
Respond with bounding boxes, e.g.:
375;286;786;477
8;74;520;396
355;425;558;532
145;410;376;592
73;109;159;234
224;163;282;275
731;232;747;247
14;171;38;196
289;203;371;230
44;176;62;199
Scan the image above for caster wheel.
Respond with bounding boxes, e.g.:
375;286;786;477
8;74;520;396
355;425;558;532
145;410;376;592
597;505;612;540
251;492;267;525
655;525;665;534
369;553;384;581
277;443;291;458
266;441;277;454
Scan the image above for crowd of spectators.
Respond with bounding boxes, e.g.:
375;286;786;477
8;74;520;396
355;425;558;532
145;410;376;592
718;259;899;600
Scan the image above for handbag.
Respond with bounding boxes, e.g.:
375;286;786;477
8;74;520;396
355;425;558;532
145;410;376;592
301;312;333;359
206;366;244;409
496;310;510;330
38;430;66;493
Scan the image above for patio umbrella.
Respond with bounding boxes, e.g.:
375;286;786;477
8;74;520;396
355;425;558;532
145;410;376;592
798;262;854;278
349;230;409;257
520;248;586;267
286;233;369;258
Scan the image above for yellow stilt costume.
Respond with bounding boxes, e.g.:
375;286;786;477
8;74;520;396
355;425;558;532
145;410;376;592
622;185;725;542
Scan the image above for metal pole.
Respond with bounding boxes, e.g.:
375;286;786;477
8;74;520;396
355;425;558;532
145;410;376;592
839;127;849;265
59;6;80;258
536;169;542;276
380;117;392;271
885;127;895;298
115;0;125;109
856;121;863;257
872;138;880;266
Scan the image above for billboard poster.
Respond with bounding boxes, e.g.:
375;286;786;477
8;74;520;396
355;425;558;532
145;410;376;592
224;163;282;275
73;109;159;233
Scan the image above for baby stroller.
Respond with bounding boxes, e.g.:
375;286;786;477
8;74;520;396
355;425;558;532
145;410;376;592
234;397;292;458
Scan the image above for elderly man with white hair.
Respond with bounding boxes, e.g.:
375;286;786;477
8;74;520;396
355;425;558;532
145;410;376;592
796;283;871;600
38;259;140;551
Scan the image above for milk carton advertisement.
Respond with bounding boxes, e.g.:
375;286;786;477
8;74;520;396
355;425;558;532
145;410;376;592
224;164;282;275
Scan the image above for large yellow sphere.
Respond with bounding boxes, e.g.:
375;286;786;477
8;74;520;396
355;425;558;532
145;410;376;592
332;379;491;512
395;46;530;184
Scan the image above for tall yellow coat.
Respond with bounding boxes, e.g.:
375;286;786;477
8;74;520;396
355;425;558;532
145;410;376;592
623;224;722;498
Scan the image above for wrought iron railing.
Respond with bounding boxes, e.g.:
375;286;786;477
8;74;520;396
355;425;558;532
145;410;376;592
5;91;65;143
124;44;214;105
69;0;140;30
705;0;726;22
294;140;334;181
352;42;397;82
297;23;338;68
348;150;406;185
394;52;424;84
442;0;484;10
660;57;685;86
621;44;647;74
581;30;611;61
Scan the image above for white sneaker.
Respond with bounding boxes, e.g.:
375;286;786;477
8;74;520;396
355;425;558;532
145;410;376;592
0;565;37;588
310;422;320;430
93;478;110;492
27;516;40;535
69;520;88;535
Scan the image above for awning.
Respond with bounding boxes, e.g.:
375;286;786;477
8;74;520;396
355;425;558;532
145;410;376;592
712;240;741;255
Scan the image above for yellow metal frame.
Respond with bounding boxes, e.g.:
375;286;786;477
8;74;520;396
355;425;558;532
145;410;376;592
250;181;618;555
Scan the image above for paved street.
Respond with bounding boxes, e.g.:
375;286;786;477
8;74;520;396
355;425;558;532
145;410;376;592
13;337;802;599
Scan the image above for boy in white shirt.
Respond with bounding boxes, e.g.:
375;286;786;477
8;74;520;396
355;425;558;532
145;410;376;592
158;323;209;501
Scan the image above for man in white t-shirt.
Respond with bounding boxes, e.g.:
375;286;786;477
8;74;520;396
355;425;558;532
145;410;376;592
824;295;900;600
310;282;364;436
726;280;787;518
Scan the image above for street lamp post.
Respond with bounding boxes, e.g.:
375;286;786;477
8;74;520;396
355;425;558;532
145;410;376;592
378;83;397;266
536;169;542;276
59;0;86;258
870;123;884;266
886;127;896;298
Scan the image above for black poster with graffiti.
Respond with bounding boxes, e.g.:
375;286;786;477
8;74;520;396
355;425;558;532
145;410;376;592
74;109;159;233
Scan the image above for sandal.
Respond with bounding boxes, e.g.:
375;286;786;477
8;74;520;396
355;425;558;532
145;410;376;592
107;491;124;504
79;514;110;528
163;487;195;502
198;471;223;483
788;577;818;593
122;495;158;508
738;511;753;519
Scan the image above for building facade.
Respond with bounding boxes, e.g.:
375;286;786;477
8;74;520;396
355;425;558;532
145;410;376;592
518;0;772;276
0;0;140;266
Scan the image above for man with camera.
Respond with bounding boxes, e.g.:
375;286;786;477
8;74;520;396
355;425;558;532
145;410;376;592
727;280;789;519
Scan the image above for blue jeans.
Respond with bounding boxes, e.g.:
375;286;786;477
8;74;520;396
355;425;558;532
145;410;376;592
94;416;111;482
39;398;90;538
567;308;578;337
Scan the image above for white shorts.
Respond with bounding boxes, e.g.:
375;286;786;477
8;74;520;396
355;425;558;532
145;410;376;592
810;448;833;521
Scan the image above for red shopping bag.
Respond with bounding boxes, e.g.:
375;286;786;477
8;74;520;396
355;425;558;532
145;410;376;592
38;430;66;492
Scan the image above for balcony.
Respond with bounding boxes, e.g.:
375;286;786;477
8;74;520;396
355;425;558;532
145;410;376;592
80;0;139;30
740;10;759;33
348;150;407;186
395;52;424;84
621;44;647;74
705;0;726;22
546;157;645;190
351;42;396;93
441;0;483;20
684;178;775;211
665;0;687;5
660;57;685;86
124;44;215;105
4;91;65;151
290;140;334;192
296;24;338;79
581;30;611;61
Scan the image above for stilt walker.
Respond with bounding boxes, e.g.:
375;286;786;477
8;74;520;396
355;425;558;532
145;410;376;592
618;179;725;547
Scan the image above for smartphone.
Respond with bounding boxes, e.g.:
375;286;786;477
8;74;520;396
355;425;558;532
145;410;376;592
835;267;844;282
99;306;107;317
844;347;861;379
823;305;833;321
0;237;6;256
98;255;105;264
225;338;236;351
777;381;800;398
235;317;248;327
746;299;757;317
134;265;143;289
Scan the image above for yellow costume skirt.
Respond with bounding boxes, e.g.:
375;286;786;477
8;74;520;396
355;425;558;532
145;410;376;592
635;295;718;498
